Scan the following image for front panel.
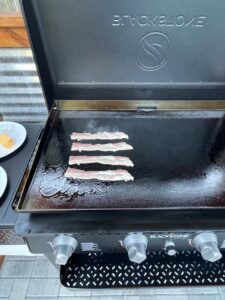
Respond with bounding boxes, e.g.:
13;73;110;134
26;231;225;257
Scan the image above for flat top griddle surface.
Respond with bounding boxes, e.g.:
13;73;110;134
19;110;225;212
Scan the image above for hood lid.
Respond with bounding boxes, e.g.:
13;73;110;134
21;0;225;109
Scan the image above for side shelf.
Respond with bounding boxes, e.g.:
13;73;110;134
0;124;42;244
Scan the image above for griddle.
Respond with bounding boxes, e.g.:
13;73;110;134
14;0;225;288
17;106;225;212
18;0;225;213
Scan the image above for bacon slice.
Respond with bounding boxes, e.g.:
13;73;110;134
71;142;133;152
71;131;128;141
69;155;134;167
65;167;134;182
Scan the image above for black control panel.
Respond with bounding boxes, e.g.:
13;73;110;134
26;231;225;265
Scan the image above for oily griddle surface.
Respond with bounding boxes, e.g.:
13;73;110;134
21;111;225;211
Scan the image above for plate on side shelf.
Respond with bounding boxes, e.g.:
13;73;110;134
0;122;27;159
0;166;7;198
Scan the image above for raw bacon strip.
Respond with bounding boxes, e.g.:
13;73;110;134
69;155;134;167
65;167;134;182
71;142;133;152
71;131;128;141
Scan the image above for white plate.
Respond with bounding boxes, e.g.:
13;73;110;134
0;166;7;198
0;122;27;159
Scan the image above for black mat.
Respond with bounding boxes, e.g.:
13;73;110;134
61;250;225;288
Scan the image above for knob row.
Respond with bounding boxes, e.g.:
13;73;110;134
51;232;222;265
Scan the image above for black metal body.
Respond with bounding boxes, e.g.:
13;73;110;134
16;0;225;288
15;210;225;236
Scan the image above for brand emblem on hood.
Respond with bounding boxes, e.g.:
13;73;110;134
137;32;170;71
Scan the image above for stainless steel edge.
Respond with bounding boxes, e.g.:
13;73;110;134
55;100;225;111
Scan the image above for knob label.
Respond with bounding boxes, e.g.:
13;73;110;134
80;242;101;252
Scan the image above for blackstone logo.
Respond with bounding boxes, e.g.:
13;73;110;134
112;15;206;27
137;32;170;71
149;234;190;239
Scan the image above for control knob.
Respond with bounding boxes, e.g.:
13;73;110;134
124;233;148;264
52;235;78;265
192;232;222;262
